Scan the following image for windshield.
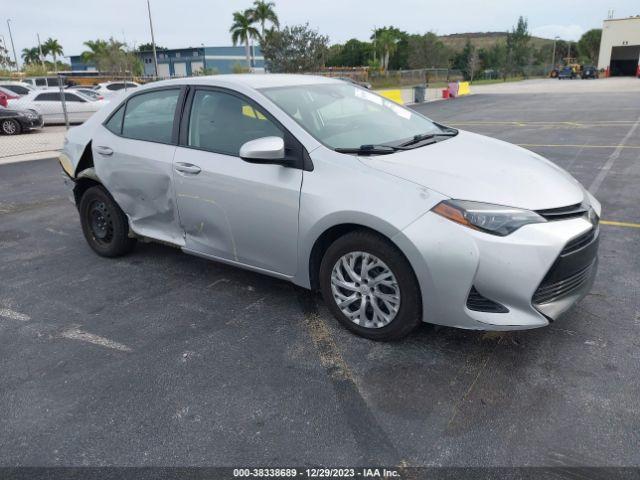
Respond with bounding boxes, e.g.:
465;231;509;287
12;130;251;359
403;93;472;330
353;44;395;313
260;83;446;149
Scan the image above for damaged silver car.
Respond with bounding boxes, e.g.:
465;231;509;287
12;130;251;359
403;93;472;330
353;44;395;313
60;75;600;340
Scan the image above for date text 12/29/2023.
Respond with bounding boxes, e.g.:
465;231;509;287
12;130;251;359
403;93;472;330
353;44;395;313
233;468;401;478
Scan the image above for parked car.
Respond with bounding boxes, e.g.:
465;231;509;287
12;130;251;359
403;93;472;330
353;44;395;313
582;65;599;79
23;76;67;89
0;81;36;96
336;76;373;89
8;89;107;124
60;75;600;340
0;105;43;135
0;86;20;108
558;66;576;79
67;86;105;101
92;81;140;97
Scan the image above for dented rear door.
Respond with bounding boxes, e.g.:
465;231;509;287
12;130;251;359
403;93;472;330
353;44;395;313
92;87;185;246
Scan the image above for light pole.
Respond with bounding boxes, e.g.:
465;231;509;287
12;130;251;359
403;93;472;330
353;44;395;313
551;35;559;69
6;19;19;71
37;33;46;69
146;0;159;78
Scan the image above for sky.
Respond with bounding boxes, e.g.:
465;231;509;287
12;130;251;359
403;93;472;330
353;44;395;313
3;0;639;60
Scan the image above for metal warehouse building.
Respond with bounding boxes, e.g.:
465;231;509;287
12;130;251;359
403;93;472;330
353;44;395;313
597;16;640;76
68;45;264;77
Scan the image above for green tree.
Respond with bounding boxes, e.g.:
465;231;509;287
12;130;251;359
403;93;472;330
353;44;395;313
577;29;602;64
326;39;373;67
230;10;261;66
21;47;41;65
506;16;531;75
261;23;329;73
81;39;108;65
42;38;63;72
407;32;450;69
453;38;479;80
137;42;167;52
248;0;279;37
371;27;406;71
479;41;507;78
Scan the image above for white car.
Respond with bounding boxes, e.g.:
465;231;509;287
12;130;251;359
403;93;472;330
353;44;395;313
60;75;600;340
92;81;140;98
0;81;36;96
8;89;107;124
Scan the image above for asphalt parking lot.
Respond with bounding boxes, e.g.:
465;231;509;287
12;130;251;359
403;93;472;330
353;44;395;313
1;88;639;468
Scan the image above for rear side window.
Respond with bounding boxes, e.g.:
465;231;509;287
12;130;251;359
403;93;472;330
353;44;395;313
3;85;29;95
35;93;60;101
35;78;47;86
64;93;84;102
107;83;125;91
122;89;180;144
105;105;125;134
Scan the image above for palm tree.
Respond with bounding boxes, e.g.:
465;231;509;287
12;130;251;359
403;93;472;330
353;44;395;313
377;30;399;72
248;0;279;37
81;39;108;66
230;10;260;68
43;38;63;72
21;47;41;65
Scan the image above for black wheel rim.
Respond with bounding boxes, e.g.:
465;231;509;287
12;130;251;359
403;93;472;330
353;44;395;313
88;200;114;245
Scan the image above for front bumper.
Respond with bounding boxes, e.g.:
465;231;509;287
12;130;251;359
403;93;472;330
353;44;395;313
19;115;44;130
393;212;599;330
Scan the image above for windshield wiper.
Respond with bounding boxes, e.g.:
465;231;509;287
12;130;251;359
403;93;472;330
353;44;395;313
398;129;458;147
334;144;408;156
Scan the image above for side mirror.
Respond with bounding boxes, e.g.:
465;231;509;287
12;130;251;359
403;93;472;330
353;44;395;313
239;136;285;163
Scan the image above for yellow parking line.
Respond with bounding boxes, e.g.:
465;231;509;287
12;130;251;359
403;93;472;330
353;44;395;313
518;144;640;149
600;220;640;229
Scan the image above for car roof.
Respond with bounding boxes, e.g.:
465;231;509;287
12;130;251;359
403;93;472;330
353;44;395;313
143;74;342;92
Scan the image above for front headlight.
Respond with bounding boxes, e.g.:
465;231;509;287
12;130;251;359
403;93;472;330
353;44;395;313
432;200;546;236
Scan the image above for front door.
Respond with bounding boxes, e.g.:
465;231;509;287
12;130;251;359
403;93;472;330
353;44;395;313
173;87;302;276
92;87;184;246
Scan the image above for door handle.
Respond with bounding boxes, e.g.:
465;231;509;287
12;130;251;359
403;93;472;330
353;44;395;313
96;146;113;156
175;162;201;175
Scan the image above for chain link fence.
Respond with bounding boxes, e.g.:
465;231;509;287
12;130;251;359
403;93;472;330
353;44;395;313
0;74;148;161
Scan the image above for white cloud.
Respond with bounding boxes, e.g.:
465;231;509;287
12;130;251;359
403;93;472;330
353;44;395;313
531;24;585;41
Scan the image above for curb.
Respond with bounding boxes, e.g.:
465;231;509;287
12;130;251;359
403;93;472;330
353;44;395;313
0;150;60;166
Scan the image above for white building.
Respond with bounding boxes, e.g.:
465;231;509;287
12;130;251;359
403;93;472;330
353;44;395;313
597;16;640;76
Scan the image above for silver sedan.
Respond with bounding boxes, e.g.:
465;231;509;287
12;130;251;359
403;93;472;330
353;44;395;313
60;75;600;340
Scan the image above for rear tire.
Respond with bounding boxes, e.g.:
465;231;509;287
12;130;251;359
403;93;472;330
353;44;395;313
1;119;21;135
319;230;422;341
78;186;136;257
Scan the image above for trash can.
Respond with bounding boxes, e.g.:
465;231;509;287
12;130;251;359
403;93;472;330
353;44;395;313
442;89;450;99
413;85;426;103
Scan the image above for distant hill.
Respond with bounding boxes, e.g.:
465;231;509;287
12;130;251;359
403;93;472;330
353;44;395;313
438;32;555;52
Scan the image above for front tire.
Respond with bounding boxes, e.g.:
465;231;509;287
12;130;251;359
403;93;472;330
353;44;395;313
1;119;21;135
319;230;422;341
79;186;136;257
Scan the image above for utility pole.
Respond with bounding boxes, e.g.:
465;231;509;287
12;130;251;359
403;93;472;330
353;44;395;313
6;19;19;71
551;36;559;69
37;34;46;69
146;0;159;78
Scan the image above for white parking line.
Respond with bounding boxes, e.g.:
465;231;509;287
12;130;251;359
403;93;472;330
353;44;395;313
60;327;132;352
589;114;640;195
0;308;30;322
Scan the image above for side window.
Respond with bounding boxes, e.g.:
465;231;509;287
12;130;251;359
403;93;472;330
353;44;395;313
35;93;59;101
64;93;84;102
122;89;180;143
35;78;47;87
107;83;124;91
187;90;282;156
105;105;125;135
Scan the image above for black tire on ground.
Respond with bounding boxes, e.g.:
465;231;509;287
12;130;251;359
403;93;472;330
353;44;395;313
78;185;136;257
319;230;422;341
1;119;21;135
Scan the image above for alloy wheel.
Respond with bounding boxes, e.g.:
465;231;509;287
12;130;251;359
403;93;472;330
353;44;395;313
330;251;401;329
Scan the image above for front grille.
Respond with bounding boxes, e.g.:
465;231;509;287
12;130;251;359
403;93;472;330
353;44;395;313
533;261;595;304
536;202;588;221
562;227;598;255
467;286;509;313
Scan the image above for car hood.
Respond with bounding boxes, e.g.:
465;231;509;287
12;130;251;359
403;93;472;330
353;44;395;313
362;130;585;210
